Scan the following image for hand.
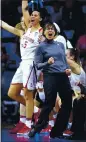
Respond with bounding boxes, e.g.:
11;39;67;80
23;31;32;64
38;35;45;43
48;57;54;64
65;69;71;76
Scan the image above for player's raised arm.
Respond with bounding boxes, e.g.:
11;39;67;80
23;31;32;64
22;0;31;28
0;20;24;37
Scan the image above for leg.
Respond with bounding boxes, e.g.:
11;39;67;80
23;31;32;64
29;74;57;137
20;89;26;118
49;95;61;120
34;99;40;108
54;95;61;113
24;88;34;119
10;89;26;134
8;84;25;105
8;63;26;105
50;74;72;137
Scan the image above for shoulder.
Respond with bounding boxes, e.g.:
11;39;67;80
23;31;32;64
36;42;45;51
55;40;65;48
39;41;46;46
57;35;66;41
55;35;66;46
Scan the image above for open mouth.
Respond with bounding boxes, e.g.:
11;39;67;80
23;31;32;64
48;33;53;37
31;19;35;23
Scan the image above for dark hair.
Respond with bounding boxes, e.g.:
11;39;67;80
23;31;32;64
43;22;57;36
69;48;80;63
38;8;51;27
25;6;51;27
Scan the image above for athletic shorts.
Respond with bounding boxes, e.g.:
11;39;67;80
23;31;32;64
11;60;39;90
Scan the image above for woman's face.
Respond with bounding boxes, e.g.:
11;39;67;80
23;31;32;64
30;11;41;26
44;25;55;40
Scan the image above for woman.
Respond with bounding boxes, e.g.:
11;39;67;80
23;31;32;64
28;22;72;138
33;22;73;132
39;22;73;51
1;0;43;135
63;48;86;137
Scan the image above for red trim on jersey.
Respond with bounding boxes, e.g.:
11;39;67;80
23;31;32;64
11;83;23;85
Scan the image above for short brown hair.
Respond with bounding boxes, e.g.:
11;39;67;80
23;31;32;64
43;22;57;36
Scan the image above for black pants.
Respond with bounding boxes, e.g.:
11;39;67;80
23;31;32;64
35;73;72;135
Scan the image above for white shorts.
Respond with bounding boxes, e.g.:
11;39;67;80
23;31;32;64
11;60;37;90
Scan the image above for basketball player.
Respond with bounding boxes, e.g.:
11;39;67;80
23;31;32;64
1;0;43;135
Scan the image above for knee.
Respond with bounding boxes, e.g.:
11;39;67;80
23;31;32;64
24;95;33;101
24;95;29;101
24;90;33;101
8;89;16;99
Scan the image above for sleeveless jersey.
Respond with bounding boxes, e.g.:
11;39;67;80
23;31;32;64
20;27;42;60
69;67;86;93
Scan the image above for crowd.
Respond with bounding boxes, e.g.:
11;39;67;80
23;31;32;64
1;0;86;140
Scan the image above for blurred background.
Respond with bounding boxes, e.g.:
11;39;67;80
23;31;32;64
1;0;86;125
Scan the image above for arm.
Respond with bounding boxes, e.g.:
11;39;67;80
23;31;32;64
22;0;31;28
67;58;81;74
35;46;49;70
1;20;24;37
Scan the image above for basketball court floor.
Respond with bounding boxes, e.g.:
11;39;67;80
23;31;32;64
1;127;86;142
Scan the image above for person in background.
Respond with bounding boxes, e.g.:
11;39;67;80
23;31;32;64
63;48;86;138
60;0;84;46
53;22;73;51
51;1;62;24
76;21;86;72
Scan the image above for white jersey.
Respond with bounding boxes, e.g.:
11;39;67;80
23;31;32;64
69;67;86;93
20;27;42;61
